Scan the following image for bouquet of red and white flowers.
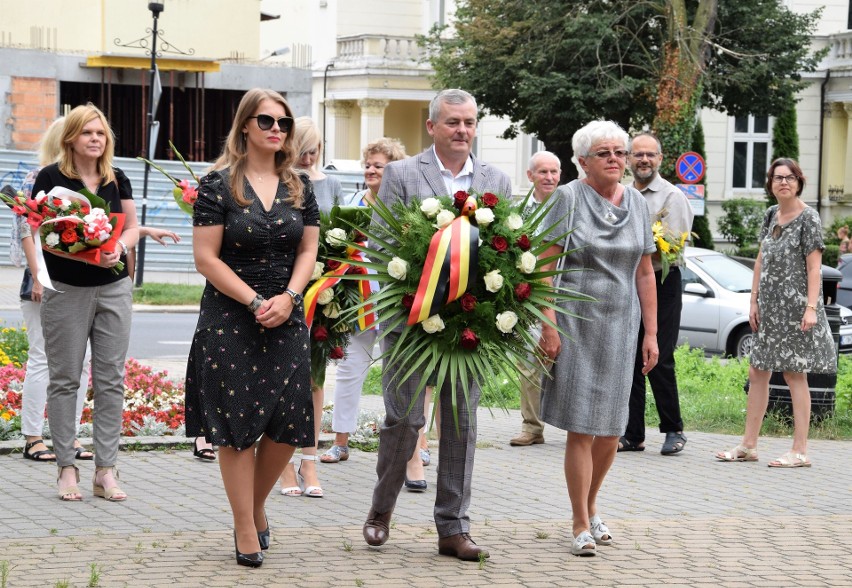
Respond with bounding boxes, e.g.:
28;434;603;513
1;185;126;273
304;206;376;388
138;140;200;216
337;189;590;414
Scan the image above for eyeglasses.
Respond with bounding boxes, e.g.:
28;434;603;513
771;174;798;184
631;151;659;160
588;149;629;160
250;114;294;133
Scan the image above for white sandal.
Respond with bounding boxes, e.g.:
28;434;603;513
297;455;324;498
590;515;612;546
767;452;811;468
280;459;303;497
571;531;596;556
715;444;758;462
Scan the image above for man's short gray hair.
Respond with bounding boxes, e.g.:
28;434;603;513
572;120;629;159
429;89;478;122
628;132;662;154
528;150;561;171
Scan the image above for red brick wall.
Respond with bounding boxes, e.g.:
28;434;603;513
9;77;58;150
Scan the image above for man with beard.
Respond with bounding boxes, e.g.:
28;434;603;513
620;133;693;455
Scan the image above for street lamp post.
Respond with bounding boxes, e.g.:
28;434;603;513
322;61;335;168
136;1;164;287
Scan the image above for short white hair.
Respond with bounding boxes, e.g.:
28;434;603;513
572;120;629;159
528;150;561;172
429;89;477;122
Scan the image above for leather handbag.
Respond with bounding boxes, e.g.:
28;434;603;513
19;268;33;301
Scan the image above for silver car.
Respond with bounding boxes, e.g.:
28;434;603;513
679;247;852;357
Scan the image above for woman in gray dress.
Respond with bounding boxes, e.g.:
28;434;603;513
539;120;658;557
716;158;834;468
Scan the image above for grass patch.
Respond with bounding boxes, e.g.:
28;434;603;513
132;283;203;305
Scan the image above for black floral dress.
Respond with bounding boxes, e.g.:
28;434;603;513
750;205;836;374
185;170;320;450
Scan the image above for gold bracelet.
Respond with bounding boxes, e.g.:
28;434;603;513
806;304;817;311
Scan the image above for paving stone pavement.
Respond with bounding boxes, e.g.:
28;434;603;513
2;390;852;587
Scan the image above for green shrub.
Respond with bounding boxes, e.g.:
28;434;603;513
735;245;760;259
823;244;840;268
824;216;852;245
718;198;767;248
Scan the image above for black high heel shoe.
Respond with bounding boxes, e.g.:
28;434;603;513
234;532;263;568
258;513;270;551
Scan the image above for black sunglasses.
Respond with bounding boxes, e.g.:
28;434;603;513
250;114;293;132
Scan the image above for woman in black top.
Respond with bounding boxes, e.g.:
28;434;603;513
32;104;139;502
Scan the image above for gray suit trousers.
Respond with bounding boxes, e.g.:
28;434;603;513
42;278;133;467
371;331;481;537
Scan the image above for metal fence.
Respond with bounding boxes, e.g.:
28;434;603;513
0;149;364;273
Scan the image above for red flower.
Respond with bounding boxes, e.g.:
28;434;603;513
329;346;345;360
327;259;341;270
491;235;508;253
515;282;532;301
347;265;368;275
57;219;76;232
402;293;415;309
353;230;367;242
459;328;479;350
11;204;26;215
60;228;79;245
458;292;476;312
516;234;531;251
481;192;499;207
313;325;329;341
453;190;470;209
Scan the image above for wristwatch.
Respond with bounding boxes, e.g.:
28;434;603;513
284;288;303;306
117;240;129;256
247;294;266;313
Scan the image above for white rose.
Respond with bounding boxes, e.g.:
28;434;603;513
45;232;60;247
388;257;408;280
517;251;537;274
317;288;335;305
311;261;324;281
435;209;456;229
421;314;445;333
474;207;495;227
483;269;504;292
420;197;443;218
326;228;348;247
505;213;523;231
58;197;72;211
495;311;518;333
322;302;340;318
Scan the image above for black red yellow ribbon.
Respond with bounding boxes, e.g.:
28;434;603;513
304;248;376;330
407;213;479;325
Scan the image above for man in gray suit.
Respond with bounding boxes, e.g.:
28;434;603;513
363;89;513;561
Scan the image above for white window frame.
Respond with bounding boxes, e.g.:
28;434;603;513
727;115;773;194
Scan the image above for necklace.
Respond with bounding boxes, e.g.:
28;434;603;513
603;202;617;224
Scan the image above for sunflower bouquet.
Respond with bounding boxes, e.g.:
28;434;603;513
652;220;690;282
137;141;200;216
304;206;376;388
335;190;590;416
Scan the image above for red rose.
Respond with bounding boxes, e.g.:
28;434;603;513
327;259;341;270
453;190;469;209
515;282;532;301
60;228;79;245
460;292;477;312
491;236;508;253
313;325;329;341
459;328;479;350
353;230;367;242
516;234;531;251
402;294;415;309
347;265;368;275
329;346;345;360
481;192;499;207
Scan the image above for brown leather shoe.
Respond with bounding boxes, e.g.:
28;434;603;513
363;509;392;546
509;432;544;446
437;533;490;561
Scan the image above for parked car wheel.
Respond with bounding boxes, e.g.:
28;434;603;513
729;325;754;358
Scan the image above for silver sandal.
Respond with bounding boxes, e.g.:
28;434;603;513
571;531;597;556
590;515;612;545
320;445;349;463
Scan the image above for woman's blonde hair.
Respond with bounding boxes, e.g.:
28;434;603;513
59;104;116;185
213;88;303;207
362;137;407;163
38;117;66;167
293;116;322;171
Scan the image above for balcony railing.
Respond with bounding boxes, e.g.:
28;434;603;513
336;34;429;68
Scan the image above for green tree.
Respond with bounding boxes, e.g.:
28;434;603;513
689;120;714;250
421;0;825;183
717;199;766;249
771;103;800;161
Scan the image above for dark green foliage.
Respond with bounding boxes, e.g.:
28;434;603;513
823;245;840;268
718;198;767;248
771;103;800;162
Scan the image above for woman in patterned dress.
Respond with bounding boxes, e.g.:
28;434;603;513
185;88;319;567
539;120;658;556
716;158;835;468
